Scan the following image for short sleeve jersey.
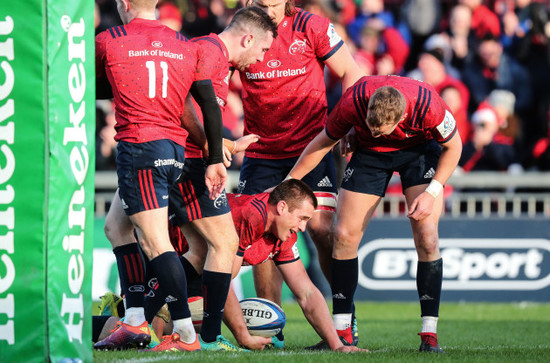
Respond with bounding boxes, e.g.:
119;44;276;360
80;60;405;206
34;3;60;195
168;193;300;265
186;34;231;158
96;19;209;145
326;75;456;152
230;193;300;266
239;9;344;159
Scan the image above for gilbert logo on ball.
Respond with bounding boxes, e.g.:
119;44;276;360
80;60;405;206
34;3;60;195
239;298;286;337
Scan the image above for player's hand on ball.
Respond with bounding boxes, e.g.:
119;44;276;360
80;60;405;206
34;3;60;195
240;334;271;350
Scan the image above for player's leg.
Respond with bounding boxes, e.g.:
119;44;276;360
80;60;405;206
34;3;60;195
103;189;146;326
401;141;445;353
130;140;199;351
191;213;239;346
169;158;243;350
302;151;339;282
305;210;334;280
330;149;391;347
331;188;380;345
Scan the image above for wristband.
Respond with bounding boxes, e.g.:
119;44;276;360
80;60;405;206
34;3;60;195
230;140;237;154
284;174;294;181
425;179;443;198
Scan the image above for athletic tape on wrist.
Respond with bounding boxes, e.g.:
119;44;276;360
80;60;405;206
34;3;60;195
425;179;443;198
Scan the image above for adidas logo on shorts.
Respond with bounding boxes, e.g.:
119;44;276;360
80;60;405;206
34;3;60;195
424;168;435;179
317;176;333;188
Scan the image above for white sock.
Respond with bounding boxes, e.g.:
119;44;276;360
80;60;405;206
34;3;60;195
173;317;197;343
421;316;438;334
333;313;352;331
124;307;146;326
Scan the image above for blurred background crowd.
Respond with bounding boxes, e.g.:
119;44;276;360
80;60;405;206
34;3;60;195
95;0;550;175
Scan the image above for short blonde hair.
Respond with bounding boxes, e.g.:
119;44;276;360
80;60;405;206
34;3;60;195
366;86;406;128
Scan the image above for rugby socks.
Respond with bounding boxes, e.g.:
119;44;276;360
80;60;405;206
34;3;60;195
417;258;443;333
421;316;439;334
113;243;146;325
144;281;165;323
331;257;358;339
180;255;200;282
199;270;232;342
149;251;195;341
331;257;358;316
144;256;202;323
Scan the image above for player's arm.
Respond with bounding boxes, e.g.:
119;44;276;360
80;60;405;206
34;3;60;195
181;94;207;150
278;261;363;352
408;117;463;221
287;129;339;180
190;79;226;199
432;130;462;188
324;43;364;91
222;283;271;350
222;255;271;350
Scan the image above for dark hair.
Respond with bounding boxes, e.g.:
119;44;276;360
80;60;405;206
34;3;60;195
228;6;278;39
246;0;296;18
268;179;317;211
367;86;406;128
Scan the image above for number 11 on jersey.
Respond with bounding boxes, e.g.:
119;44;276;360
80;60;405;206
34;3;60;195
145;60;168;99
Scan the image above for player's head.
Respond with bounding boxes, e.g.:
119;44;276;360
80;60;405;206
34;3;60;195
247;0;296;26
366;86;407;138
226;7;278;71
268;179;317;241
115;0;158;24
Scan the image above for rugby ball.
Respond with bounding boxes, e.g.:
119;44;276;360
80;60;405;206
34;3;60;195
188;296;203;333
239;297;286;337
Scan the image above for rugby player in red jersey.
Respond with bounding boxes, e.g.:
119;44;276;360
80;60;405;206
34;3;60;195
158;7;278;351
237;0;364;347
170;180;366;352
94;0;225;352
287;75;463;353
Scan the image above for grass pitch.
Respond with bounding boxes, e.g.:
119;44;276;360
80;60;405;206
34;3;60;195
94;301;550;362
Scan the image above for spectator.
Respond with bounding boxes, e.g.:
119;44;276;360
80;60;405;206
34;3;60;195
422;33;462;79
347;0;411;48
445;4;477;70
157;1;183;31
501;0;550;162
459;94;519;172
354;17;410;75
400;0;442;72
461;34;531;116
459;0;501;40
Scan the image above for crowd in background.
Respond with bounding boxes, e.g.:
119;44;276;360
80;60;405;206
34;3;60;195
95;0;550;174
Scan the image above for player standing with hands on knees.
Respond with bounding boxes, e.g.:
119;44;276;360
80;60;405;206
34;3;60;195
287;75;462;353
237;0;364;347
94;0;225;352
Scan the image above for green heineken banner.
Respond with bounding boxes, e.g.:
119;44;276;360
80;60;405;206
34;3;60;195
0;0;94;361
0;2;48;362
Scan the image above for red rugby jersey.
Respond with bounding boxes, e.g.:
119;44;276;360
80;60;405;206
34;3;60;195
96;18;210;146
326;75;456;152
168;192;300;265
239;9;344;159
